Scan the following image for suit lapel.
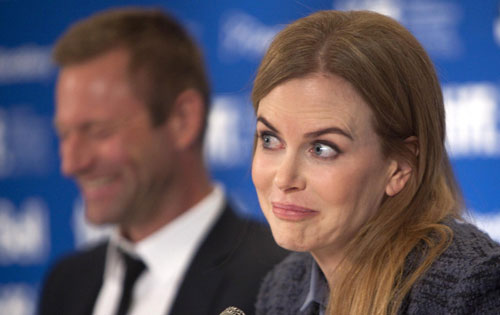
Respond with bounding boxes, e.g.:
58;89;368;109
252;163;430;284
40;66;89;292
168;203;250;315
70;242;107;315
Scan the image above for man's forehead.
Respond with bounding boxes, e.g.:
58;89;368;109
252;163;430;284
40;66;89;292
56;65;142;112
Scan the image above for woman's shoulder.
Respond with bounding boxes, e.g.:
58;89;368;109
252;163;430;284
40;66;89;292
256;252;313;315
265;251;312;280
405;219;500;314
448;219;500;256
258;251;313;296
439;219;500;274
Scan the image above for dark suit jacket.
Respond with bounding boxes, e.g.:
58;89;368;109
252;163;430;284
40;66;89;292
38;203;287;315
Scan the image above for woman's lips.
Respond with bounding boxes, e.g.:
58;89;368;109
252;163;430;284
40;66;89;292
271;202;319;221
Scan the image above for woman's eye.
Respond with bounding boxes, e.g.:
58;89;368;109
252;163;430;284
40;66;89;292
311;142;338;158
261;133;281;149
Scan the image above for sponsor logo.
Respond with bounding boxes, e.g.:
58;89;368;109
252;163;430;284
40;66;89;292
0;198;49;265
0;106;54;178
0;45;54;84
218;10;281;62
204;95;255;167
444;83;500;157
0;284;35;315
333;0;463;58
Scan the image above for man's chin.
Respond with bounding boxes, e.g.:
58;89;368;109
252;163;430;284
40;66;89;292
84;205;120;226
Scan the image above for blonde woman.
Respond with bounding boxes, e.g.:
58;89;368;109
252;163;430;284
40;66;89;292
251;10;500;315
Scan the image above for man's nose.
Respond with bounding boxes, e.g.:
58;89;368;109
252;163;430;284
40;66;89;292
60;134;93;176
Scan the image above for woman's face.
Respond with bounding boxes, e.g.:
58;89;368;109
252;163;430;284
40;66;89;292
252;73;398;262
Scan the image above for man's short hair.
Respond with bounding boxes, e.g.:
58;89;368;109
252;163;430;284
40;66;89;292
54;7;210;131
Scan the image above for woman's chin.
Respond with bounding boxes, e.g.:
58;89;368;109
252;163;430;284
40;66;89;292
274;235;311;252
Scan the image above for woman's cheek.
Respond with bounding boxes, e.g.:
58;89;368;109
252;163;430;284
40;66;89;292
252;153;273;191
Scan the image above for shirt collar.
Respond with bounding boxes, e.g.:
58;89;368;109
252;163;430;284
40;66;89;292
104;184;225;282
300;259;329;314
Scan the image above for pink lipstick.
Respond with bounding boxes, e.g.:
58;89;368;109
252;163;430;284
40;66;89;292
271;202;319;221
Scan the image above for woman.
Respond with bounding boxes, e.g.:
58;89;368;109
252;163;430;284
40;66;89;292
251;10;500;315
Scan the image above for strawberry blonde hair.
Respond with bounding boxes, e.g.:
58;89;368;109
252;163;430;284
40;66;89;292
252;10;463;314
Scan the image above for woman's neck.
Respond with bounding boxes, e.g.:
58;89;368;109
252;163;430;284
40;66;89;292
310;246;347;289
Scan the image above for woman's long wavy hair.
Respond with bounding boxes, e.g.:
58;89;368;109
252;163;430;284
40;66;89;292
252;10;463;315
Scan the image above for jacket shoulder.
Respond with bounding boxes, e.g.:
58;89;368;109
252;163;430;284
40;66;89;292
38;242;107;315
44;241;107;281
238;216;289;265
256;252;312;315
171;205;288;315
406;221;500;314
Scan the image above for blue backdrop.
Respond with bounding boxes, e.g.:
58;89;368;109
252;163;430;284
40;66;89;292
1;1;499;314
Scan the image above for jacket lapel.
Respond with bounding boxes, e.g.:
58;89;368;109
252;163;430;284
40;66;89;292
72;243;107;315
168;203;250;315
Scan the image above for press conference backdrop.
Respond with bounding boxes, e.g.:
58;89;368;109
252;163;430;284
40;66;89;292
0;0;499;314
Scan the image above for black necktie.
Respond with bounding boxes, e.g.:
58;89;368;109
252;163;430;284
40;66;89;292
115;251;146;315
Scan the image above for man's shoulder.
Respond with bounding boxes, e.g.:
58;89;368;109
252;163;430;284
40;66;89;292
43;241;108;285
168;204;288;315
51;241;108;270
38;241;108;315
207;208;289;287
214;206;288;265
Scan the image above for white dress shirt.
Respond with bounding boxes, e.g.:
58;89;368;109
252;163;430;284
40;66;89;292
92;185;225;315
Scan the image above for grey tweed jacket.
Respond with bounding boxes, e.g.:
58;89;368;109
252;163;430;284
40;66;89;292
256;220;500;314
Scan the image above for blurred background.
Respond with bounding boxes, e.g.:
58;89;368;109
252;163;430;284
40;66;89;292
0;0;499;314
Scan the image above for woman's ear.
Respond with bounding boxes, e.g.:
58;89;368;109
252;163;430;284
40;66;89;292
166;89;205;150
385;136;419;196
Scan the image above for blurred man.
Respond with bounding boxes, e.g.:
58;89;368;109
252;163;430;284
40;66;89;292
38;7;285;315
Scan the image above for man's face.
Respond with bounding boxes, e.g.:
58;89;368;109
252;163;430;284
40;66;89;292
55;49;176;227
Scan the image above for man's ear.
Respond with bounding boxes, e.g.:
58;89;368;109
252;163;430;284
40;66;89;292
166;89;205;150
385;136;418;196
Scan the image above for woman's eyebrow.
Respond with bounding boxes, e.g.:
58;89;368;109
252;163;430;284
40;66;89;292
305;127;353;141
256;116;279;133
257;116;353;140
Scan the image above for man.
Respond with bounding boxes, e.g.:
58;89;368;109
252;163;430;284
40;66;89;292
38;7;286;315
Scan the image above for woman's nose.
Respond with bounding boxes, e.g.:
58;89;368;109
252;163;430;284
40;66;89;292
273;153;305;192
